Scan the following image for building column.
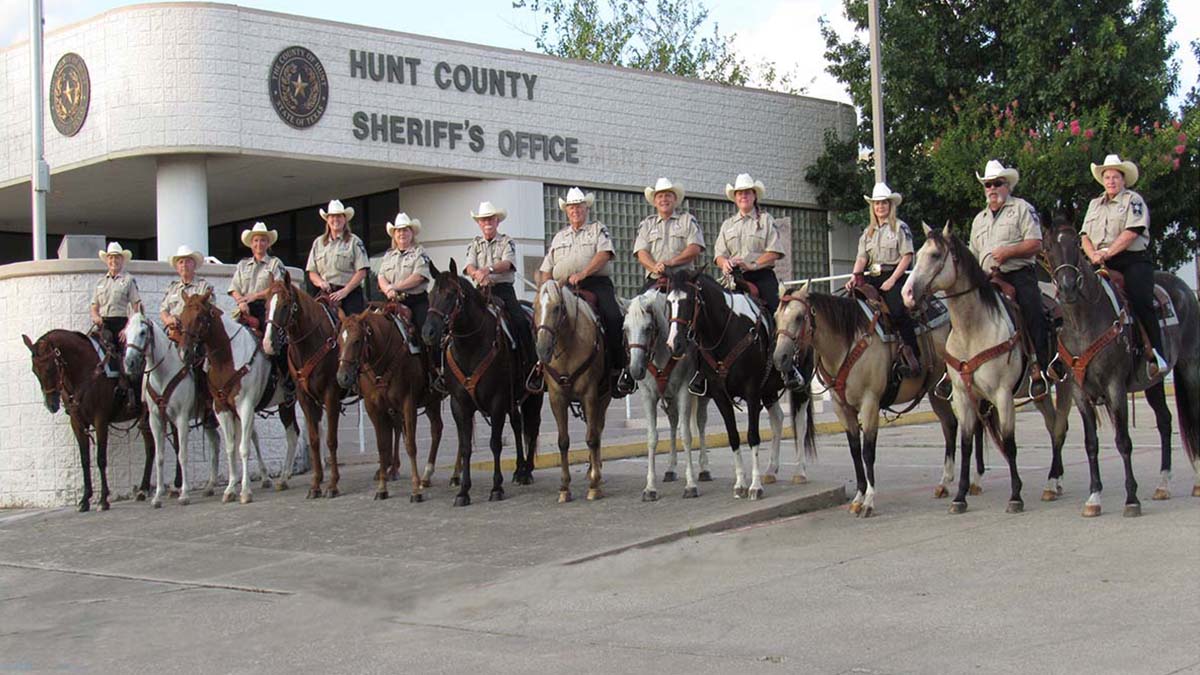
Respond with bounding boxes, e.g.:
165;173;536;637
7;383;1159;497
155;155;208;260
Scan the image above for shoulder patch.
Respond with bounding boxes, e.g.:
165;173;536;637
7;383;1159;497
1028;206;1041;225
1132;200;1144;217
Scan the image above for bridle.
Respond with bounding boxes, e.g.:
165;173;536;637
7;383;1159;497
669;282;736;354
337;316;395;388
124;320;168;376
775;294;815;351
427;279;486;341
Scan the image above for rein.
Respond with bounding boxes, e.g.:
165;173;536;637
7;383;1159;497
435;280;507;417
626;310;677;397
1050;251;1133;388
674;282;756;390
271;287;339;402
131;322;192;419
534;285;604;398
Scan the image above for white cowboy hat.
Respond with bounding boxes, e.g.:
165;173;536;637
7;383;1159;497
240;221;278;248
169;244;204;268
557;187;595;211
644;177;685;205
975;159;1020;189
98;241;133;262
863;182;903;207
386;212;421;236
724;173;766;202
470;201;508;222
319;199;355;222
1090;154;1139;187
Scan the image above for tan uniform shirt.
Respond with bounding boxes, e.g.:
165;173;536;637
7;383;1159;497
633;212;706;277
855;220;914;271
714;211;786;265
464;233;517;285
92;272;141;318
1082;189;1149;252
969;196;1042;272
539;222;615;282
160;278;213;317
379;246;433;294
228;256;284;297
305;233;370;286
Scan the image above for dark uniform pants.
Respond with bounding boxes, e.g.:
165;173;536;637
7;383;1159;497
576;276;626;370
865;271;919;356
330;284;367;317
1104;250;1164;354
402;292;429;333
489;283;535;366
743;268;781;315
998;265;1050;369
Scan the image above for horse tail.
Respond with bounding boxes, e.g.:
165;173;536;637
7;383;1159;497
801;391;817;463
1173;359;1200;465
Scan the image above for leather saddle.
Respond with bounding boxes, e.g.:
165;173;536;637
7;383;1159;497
1098;268;1173;323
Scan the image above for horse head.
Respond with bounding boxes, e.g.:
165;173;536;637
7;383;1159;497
773;281;812;388
425;258;468;348
262;270;296;356
665;269;704;359
1043;215;1092;304
903;222;962;308
623;290;661;381
177;288;218;364
335;311;368;391
533;279;565;364
23;333;62;413
122;310;152;377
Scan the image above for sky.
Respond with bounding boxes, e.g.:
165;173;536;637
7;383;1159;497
2;0;1197;111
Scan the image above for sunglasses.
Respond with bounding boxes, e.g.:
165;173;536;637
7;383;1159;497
983;180;1007;189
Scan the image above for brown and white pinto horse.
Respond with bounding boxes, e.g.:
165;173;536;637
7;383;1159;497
533;280;610;502
24;329;155;511
263;271;353;499
335;307;446;501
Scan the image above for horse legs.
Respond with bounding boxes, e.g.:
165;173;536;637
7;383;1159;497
695;397;711;481
174;410;192;505
217;411;239;503
993;395;1024;513
746;399;766;501
298;398;325;498
70;419;93;512
583;395;605;501
250;427;272;491
508;403;529;486
642;388;661;501
1106;385;1141;517
203;425;220;497
422;402;445;490
402;398;423;502
1033;394;1063;501
1073;393;1103;517
679;392;699;498
236;410;256;504
857;400;882;517
322;394;341;498
930;394;957;498
789;391;810;485
276;402;300;490
712;395;744;498
764;400;783;485
138;412;155;501
451;397;474;507
521;394;542;483
488;405;505;502
972;427;986;495
1144;382;1174;500
949;390;978;513
550;391;572;503
149;410;170;508
831;400;866;513
94;422;111;511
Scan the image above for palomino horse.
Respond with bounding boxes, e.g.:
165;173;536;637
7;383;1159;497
903;224;1073;514
774;283;984;517
422;260;543;506
23;329;155;511
335;307;446;502
624;288;712;500
533;280;609;502
263;271;353;498
666;270;798;501
123;311;222;507
177;291;301;504
1045;224;1200;515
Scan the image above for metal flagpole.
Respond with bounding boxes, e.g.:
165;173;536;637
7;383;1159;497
30;0;49;260
867;0;887;184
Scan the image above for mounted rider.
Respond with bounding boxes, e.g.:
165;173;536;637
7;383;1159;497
306;199;370;317
633;177;705;291
845;182;921;378
714;173;786;314
228;222;292;390
968;159;1051;399
1080;154;1168;378
160;244;216;425
538;186;628;400
377;212;442;391
463;200;536;379
91;241;143;414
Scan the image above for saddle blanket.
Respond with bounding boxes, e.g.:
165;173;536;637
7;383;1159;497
859;296;950;343
1099;276;1179;328
89;335;119;378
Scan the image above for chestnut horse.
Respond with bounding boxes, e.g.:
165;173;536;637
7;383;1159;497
263;271;354;498
23;329;155;511
335;308;446;501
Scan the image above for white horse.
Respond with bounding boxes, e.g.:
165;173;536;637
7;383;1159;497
624;289;711;500
178;292;300;504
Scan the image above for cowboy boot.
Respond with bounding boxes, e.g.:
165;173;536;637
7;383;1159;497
1147;349;1168;378
896;343;921;379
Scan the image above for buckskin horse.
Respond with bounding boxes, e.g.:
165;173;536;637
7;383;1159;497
177;290;301;504
422;260;543;506
335;305;446;502
1045;223;1200;515
23;329;156;511
903;224;1073;514
263;271;354;498
666;270;799;501
532;280;610;502
774;281;985;517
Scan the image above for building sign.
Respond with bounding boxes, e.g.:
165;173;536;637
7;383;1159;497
50;53;90;137
268;46;329;129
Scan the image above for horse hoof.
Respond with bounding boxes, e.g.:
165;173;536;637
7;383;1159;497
662;471;677;483
135;491;147;502
698;471;713;482
420;479;432;489
324;488;339;499
306;488;322;500
1192;485;1200;498
222;492;235;504
99;500;110;511
586;488;603;501
558;491;572;504
168;487;180;497
969;484;983;496
513;474;533;486
1057;485;1065;495
792;474;808;485
1152;488;1170;501
682;487;699;499
749;488;764;501
453;495;470;507
374;491;388;501
1082;504;1101;518
77;500;90;513
411;493;425;504
1123;504;1142;518
1005;500;1023;514
203;488;215;497
733;486;748;499
261;478;274;490
239;493;253;505
152;499;163;509
275;480;288;491
933;485;949;499
762;474;777;485
178;496;190;506
858;505;874;518
1041;489;1057;502
948;501;968;515
489;490;504;502
848;501;862;515
449;477;462;488
642;490;658;502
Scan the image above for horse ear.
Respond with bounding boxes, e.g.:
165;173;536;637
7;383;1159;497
921;221;932;237
799;280;810;296
201;288;213;303
22;334;35;353
337;307;347;321
281;268;292;287
448;258;458;277
941;220;953;238
429;258;441;278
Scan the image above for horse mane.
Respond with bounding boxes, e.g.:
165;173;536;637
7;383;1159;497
925;227;1001;313
807;292;869;343
625;292;651;327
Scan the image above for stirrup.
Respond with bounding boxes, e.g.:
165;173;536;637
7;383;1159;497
525;363;545;395
1028;369;1049;401
1045;353;1069;382
1147;350;1168;378
933;373;952;400
687;372;708;397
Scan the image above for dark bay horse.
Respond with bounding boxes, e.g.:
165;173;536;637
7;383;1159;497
263;271;352;498
23;329;155;511
422;260;543;506
335;308;446;501
666;270;793;500
1045;224;1200;515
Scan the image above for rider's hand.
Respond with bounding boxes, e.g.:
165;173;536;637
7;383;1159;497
1091;249;1107;265
718;258;734;275
653;262;666;275
567;273;584;286
386;289;399;301
880;278;895;292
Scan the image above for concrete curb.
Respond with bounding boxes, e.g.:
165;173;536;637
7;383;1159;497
562;482;846;565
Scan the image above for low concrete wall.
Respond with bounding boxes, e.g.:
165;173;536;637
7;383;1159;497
0;259;304;508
